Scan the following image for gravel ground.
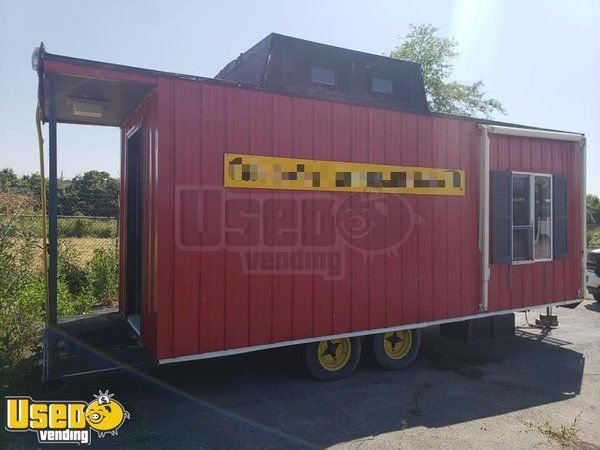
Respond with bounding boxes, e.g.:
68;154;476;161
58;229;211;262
5;300;600;449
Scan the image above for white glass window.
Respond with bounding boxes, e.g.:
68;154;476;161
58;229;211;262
512;174;532;262
371;77;394;94
511;173;552;263
534;175;552;260
309;66;336;86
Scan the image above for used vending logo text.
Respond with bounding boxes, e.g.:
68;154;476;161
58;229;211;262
4;390;130;444
175;187;423;279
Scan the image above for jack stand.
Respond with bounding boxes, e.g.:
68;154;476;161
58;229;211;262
535;306;558;329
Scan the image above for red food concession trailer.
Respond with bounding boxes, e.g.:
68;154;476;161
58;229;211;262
36;34;586;381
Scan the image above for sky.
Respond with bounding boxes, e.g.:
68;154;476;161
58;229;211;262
0;0;598;193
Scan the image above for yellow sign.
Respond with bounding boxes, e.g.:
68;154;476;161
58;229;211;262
224;153;465;196
5;390;130;444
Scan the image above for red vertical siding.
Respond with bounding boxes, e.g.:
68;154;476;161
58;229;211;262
399;114;420;325
155;78;176;359
312;102;335;337
223;87;251;350
331;104;354;334
384;112;403;327
270;95;295;342
488;136;583;313
128;77;582;360
367;108;387;330
46;56;584;363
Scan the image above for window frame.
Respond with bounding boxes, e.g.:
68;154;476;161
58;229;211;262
308;65;337;87
511;171;553;265
370;76;395;95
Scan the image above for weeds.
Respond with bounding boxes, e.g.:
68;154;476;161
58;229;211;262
588;228;600;249
409;381;432;416
409;399;422;416
0;192;118;396
59;217;116;239
0;192;42;394
519;413;581;446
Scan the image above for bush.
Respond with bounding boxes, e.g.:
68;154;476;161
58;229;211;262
59;217;116;238
0;193;42;393
58;244;89;297
56;244;118;308
588;228;600;250
88;248;119;307
59;218;90;238
0;194;118;395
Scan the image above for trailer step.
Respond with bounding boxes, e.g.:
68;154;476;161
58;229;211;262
45;309;155;381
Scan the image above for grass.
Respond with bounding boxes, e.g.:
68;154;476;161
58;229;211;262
10;215;117;240
59;217;117;239
0;192;119;397
409;381;432;416
62;237;116;265
519;413;582;446
409;400;422;416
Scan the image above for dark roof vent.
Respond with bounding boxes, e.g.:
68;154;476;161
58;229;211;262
216;33;429;114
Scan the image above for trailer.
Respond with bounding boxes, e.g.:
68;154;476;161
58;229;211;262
35;33;586;381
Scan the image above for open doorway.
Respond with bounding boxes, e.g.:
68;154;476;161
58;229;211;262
36;48;157;381
125;126;144;334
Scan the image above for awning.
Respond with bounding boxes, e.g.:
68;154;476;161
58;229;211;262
36;44;157;127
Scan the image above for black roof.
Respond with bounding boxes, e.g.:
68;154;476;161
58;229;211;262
36;35;583;135
216;33;430;115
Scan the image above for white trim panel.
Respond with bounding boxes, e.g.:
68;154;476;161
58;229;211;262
483;125;584;142
582;140;587;296
158;299;582;365
479;126;490;311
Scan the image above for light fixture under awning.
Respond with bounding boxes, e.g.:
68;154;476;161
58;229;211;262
67;96;108;119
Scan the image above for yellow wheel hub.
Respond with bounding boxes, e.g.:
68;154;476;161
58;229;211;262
317;338;352;371
383;330;412;359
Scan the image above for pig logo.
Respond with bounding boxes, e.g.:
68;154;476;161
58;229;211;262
85;391;130;438
333;192;422;257
4;390;130;445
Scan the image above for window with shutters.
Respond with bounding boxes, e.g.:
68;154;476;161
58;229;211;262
511;173;553;263
492;171;565;264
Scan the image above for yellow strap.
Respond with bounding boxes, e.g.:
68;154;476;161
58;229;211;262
36;104;50;322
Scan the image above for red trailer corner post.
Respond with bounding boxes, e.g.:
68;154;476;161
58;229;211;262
36;34;586;382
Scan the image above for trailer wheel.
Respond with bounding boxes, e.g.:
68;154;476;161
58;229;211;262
304;337;361;381
372;329;420;370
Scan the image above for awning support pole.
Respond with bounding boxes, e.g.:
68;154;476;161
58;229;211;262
43;74;58;382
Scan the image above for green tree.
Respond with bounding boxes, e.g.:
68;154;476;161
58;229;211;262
587;194;600;229
0;168;18;191
0;169;119;217
66;171;119;217
390;23;505;118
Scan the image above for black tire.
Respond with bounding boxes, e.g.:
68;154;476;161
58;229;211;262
371;329;421;370
594;294;600;302
304;337;362;381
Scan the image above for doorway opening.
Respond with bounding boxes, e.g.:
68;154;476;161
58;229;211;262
125;126;144;334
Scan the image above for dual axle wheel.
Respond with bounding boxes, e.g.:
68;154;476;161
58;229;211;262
304;329;421;381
